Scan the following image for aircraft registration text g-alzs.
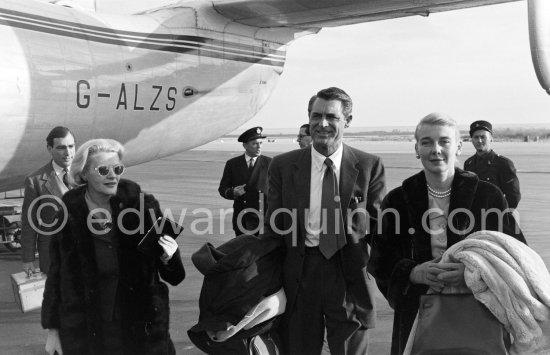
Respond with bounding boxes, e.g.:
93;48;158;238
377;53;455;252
0;0;548;192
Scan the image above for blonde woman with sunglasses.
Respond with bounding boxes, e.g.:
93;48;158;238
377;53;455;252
41;139;185;355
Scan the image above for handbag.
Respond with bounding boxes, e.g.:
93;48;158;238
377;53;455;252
410;293;507;355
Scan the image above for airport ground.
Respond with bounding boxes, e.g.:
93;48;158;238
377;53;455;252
1;140;549;354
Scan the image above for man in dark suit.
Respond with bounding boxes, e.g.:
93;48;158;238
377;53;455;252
464;120;521;209
21;126;75;275
297;123;312;149
219;127;272;236
296;96;317;149
264;87;386;355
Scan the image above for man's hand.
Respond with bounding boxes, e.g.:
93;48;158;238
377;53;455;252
233;184;246;197
45;329;63;355
22;262;36;275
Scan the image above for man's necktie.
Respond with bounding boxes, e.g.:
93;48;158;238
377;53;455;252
62;168;69;188
319;158;347;259
248;158;254;174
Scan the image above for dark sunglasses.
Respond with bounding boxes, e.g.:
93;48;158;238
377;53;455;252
94;164;125;176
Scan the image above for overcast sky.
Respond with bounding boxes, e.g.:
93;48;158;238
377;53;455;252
239;1;549;131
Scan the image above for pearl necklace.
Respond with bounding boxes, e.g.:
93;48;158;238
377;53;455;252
427;184;452;198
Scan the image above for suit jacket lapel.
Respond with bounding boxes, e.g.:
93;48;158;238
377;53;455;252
237;154;248;180
247;155;265;185
340;145;359;224
292;147;311;245
43;163;67;197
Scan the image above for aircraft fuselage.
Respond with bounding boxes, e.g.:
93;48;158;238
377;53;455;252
0;0;290;191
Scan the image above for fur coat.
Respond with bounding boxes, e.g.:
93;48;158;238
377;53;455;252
41;179;185;354
367;168;525;355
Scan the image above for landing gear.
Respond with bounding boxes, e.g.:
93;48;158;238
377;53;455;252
1;221;22;251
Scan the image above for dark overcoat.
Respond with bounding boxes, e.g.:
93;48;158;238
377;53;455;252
41;179;185;355
218;154;272;234
464;149;521;208
265;144;386;329
367;168;525;355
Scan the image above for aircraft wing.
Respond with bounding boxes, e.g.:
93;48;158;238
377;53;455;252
212;0;521;28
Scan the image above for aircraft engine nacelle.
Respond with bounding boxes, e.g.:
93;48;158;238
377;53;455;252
528;0;550;95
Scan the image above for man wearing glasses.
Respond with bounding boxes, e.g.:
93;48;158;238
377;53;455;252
297;124;312;148
21;126;76;275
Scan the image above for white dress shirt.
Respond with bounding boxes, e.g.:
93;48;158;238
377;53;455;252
245;154;257;168
52;161;70;190
305;144;343;247
51;160;69;177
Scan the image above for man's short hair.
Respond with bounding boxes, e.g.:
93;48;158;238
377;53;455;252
300;123;310;135
307;95;317;116
316;87;352;118
46;126;73;147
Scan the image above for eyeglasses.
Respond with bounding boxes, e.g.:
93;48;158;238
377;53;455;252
297;134;310;139
94;164;125;176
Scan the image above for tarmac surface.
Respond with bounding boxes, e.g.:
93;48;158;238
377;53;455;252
1;141;548;354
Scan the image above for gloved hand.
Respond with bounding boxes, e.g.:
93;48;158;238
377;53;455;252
45;329;63;355
158;235;178;263
22;262;36;276
409;260;446;291
437;262;466;287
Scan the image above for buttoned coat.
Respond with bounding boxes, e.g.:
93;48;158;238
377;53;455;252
41;179;185;355
265;144;386;329
21;162;69;273
464;150;521;208
218;154;272;234
367;168;525;355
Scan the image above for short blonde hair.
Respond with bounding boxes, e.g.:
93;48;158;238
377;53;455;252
414;112;461;142
69;139;124;186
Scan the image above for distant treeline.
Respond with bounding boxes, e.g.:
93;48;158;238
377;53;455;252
490;128;550;141
226;128;550;142
350;128;550;141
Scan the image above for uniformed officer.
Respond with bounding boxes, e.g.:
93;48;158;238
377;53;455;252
464;120;521;209
218;127;272;236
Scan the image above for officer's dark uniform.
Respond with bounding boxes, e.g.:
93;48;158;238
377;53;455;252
218;127;272;236
464;120;521;209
